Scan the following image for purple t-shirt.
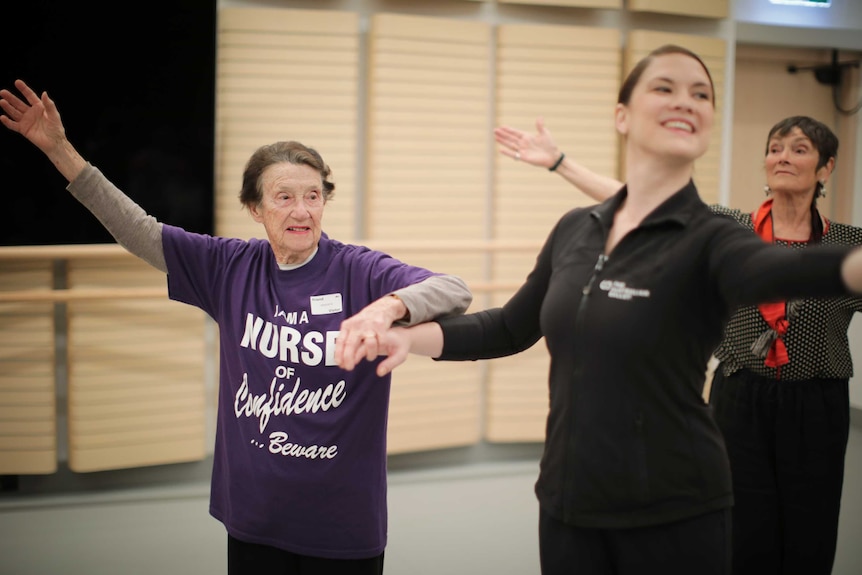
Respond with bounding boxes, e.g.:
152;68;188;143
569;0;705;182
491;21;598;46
162;225;436;559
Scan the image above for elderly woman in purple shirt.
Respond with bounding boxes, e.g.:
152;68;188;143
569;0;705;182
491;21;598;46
1;79;471;575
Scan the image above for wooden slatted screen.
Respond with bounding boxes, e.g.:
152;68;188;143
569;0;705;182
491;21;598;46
498;0;622;7
216;8;360;242
0;261;56;474
490;24;621;442
628;0;728;19
367;13;491;453
625;31;727;205
66;258;206;472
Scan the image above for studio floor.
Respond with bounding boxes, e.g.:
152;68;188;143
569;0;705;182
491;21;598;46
0;459;542;575
3;427;862;575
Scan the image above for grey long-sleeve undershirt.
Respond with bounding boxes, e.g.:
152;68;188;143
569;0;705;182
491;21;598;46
66;164;471;325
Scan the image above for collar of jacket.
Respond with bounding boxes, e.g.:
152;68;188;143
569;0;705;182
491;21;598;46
589;179;703;231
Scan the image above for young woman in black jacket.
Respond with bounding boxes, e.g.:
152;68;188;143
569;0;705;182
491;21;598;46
336;45;862;575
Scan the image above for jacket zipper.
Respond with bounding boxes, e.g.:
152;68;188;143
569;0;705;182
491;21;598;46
563;252;607;513
577;253;608;319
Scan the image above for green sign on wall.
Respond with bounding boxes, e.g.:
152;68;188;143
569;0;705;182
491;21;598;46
769;0;831;6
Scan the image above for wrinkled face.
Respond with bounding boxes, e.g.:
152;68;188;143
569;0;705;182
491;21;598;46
615;53;714;164
765;127;831;198
249;162;326;265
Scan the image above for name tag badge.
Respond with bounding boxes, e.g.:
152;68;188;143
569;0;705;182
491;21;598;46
310;293;343;315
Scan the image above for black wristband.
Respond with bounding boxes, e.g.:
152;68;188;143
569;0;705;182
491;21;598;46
548;153;565;172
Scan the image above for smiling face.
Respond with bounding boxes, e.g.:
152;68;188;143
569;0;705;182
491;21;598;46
765;126;833;200
249;162;326;265
615;52;715;165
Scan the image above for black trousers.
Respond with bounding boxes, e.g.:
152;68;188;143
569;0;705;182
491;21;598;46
538;506;731;575
710;367;850;575
227;534;384;575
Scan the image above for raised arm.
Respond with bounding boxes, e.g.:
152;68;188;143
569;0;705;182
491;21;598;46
0;79;86;181
494;117;622;202
1;79;166;271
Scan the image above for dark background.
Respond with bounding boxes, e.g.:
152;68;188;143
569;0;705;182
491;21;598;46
0;0;216;246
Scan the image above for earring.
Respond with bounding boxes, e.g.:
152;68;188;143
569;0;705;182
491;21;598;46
764;185;771;196
818;180;827;198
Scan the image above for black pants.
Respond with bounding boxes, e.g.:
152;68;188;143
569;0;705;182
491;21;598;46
227;534;385;575
710;367;849;575
538;506;731;575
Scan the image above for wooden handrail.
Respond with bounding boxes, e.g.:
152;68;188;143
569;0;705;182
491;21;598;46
0;287;168;303
0;282;525;303
0;240;539;302
0;239;543;261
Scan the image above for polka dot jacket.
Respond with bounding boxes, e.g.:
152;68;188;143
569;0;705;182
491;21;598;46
711;204;862;381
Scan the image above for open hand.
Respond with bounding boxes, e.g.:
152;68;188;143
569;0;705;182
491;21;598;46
0;79;68;156
493;117;560;168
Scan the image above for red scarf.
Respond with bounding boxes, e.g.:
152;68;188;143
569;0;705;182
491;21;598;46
752;199;790;369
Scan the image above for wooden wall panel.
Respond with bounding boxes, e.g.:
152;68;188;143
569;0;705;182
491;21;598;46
367;14;490;245
484;345;551;442
1;6;741;479
367;13;490;452
387;356;482;454
499;0;621;7
628;0;728;19
489;24;620;442
626;31;727;205
0;261;56;474
66;258;206;472
216;8;360;242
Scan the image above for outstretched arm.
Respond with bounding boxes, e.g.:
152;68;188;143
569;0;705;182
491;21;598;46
340;322;445;377
842;247;862;294
494;117;622;202
1;79;166;271
334;275;471;371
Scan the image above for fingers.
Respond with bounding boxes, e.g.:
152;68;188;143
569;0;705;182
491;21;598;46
336;326;408;377
362;331;380;362
14;79;40;105
494;127;523;161
0;101;20;121
0;101;22;133
0;89;27;117
536;117;547;134
42;91;58;116
337;330;362;371
377;358;395;377
376;346;407;377
495;126;522;148
336;329;382;371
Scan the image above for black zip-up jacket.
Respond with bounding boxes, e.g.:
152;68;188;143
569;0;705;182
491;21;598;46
437;181;851;529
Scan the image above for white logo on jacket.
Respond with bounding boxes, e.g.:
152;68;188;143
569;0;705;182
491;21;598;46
599;280;651;301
